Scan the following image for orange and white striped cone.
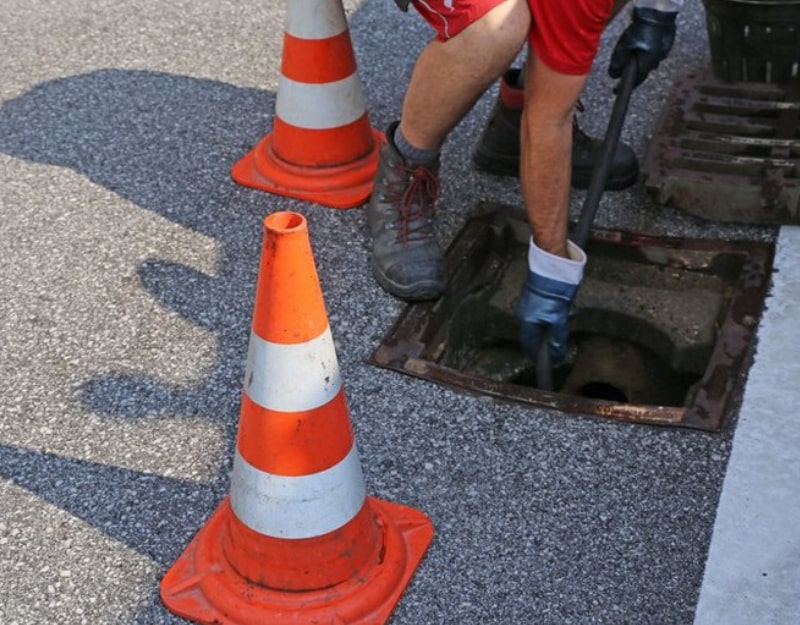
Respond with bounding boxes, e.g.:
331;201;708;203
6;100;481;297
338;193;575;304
160;211;433;625
232;0;383;209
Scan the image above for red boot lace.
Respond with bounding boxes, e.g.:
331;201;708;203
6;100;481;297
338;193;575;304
386;163;439;244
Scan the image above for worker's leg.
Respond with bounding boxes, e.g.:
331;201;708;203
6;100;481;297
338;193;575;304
399;0;531;150
367;0;530;302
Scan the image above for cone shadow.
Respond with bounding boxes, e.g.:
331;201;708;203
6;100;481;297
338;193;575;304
0;443;221;566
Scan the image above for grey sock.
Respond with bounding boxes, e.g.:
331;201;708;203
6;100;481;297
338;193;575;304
393;125;440;166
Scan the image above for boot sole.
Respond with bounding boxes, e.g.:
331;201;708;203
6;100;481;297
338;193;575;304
371;259;445;303
472;151;639;192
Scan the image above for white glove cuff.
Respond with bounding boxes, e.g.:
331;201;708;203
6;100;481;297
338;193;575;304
528;238;586;286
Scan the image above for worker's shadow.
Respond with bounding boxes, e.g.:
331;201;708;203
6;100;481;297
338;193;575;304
0;69;275;596
0;68;273;442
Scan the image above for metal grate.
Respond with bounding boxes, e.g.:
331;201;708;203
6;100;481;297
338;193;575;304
642;72;800;224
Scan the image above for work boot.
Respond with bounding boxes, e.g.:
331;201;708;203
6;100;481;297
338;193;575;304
473;68;639;191
367;122;446;301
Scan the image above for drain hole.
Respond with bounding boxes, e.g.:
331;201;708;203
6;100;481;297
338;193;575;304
454;332;702;408
578;382;629;403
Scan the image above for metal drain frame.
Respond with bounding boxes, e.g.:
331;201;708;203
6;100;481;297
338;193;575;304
369;203;774;431
642;71;800;225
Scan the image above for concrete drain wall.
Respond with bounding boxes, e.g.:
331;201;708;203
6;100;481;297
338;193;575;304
370;203;773;430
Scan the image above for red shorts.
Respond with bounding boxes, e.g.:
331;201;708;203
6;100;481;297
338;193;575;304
409;0;616;75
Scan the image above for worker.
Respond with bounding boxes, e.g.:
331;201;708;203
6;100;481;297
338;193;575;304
367;0;682;363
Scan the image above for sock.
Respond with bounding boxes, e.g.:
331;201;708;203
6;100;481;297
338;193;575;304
393;125;440;166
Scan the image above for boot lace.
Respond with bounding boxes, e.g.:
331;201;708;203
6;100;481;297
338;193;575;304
385;163;439;244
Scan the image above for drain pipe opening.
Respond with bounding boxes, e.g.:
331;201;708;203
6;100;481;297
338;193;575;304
578;382;629;403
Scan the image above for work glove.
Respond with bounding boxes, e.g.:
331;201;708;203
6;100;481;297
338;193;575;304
609;7;678;88
515;240;585;363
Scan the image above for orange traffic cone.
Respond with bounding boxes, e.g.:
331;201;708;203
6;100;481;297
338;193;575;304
232;0;383;209
160;211;433;625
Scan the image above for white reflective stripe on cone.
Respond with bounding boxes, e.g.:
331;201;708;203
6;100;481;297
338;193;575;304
229;443;367;539
244;326;342;413
276;74;366;130
286;0;347;40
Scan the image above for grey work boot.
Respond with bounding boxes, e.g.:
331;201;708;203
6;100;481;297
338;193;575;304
367;122;446;301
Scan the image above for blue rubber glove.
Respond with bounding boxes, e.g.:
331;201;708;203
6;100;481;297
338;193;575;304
515;271;579;363
515;240;585;363
609;7;677;88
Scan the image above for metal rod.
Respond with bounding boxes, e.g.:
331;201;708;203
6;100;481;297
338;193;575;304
572;60;638;249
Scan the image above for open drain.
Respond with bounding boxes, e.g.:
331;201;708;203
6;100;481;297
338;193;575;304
370;203;773;431
642;71;800;224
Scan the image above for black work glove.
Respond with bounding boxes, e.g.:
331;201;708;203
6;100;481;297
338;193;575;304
609;7;678;88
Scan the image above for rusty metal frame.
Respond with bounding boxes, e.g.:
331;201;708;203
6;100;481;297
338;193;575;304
642;71;800;224
369;203;774;431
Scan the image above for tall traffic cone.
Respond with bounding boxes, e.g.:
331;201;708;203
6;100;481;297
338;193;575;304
232;0;383;209
160;211;433;625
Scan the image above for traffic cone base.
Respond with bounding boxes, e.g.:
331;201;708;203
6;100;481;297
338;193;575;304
232;128;384;209
160;496;433;625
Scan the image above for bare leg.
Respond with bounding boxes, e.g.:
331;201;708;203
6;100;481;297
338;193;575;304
366;0;530;302
520;51;589;257
399;0;531;150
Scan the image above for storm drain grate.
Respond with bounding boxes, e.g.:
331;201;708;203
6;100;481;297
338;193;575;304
642;71;800;224
370;203;773;431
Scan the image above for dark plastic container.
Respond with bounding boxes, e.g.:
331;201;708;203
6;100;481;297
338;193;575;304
703;0;800;82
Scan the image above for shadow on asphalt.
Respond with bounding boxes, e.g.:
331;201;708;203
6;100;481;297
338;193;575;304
0;69;282;622
0;444;219;567
0;68;276;434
